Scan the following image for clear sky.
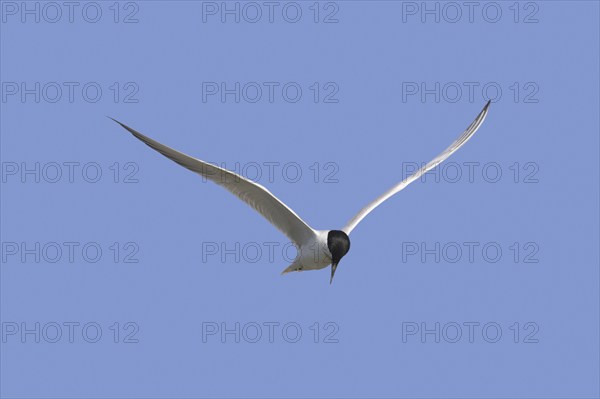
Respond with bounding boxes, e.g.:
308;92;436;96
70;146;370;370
1;1;599;398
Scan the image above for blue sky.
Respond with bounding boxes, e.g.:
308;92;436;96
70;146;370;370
1;1;599;398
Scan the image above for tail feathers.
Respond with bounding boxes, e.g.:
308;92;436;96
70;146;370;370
281;261;303;275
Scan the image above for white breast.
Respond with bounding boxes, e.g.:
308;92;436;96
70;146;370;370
294;230;332;271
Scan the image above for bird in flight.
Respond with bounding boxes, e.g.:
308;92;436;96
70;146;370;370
110;101;490;283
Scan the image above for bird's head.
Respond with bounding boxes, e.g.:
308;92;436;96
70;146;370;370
327;230;351;284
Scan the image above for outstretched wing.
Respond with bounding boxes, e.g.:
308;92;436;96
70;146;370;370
111;119;318;246
343;101;491;234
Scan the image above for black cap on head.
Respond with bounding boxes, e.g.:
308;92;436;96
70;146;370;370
327;230;351;284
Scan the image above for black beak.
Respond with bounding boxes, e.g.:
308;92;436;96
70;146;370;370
330;262;339;284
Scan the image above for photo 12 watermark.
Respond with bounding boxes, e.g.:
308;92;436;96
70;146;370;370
201;81;340;104
201;321;339;343
1;2;140;24
198;161;340;185
399;2;540;24
200;1;340;24
401;321;539;343
1;161;140;184
400;241;540;264
1;81;140;104
398;161;540;184
1;241;140;264
400;81;540;104
2;321;140;344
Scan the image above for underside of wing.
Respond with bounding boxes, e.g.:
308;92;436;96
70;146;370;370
110;119;317;246
343;101;491;234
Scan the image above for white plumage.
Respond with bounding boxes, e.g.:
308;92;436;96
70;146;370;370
110;101;490;283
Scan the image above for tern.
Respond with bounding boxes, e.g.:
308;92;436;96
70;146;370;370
110;101;490;283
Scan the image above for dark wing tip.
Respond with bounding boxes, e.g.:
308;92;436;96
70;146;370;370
106;116;141;139
477;100;491;121
106;116;127;129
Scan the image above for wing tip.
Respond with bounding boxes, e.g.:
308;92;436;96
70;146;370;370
106;116;128;130
474;100;491;127
107;116;142;140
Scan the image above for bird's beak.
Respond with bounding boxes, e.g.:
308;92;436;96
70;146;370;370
330;262;339;284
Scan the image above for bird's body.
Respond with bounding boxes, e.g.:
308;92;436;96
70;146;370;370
282;229;351;282
282;230;333;273
110;101;490;283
